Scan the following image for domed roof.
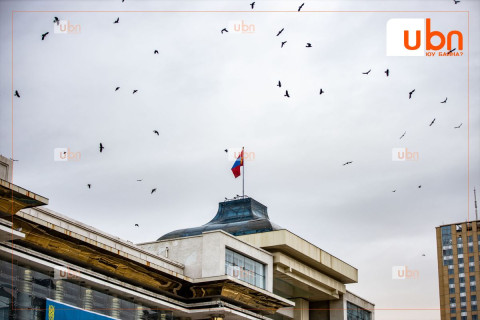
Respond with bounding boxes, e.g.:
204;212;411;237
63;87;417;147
157;197;282;241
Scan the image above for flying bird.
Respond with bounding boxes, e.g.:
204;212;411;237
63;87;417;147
115;87;120;91
136;179;143;181
342;161;353;166
392;190;396;193
14;90;20;98
277;81;281;88
409;89;415;99
441;97;447;103
151;188;157;194
418;185;422;188
53;17;60;25
429;118;436;126
447;48;456;54
135;224;139;227
250;2;255;9
399;131;406;139
99;143;104;153
453;0;460;4
41;32;49;40
298;3;305;11
281;41;287;48
319;88;324;95
306;43;312;48
133;90;138;94
454;123;462;129
114;17;119;24
276;28;284;36
154;50;159;54
422;254;426;256
224;149;228;153
87;184;91;189
284;90;290;98
10;158;19;162
221;28;228;34
153;130;159;136
362;69;371;75
385;69;389;77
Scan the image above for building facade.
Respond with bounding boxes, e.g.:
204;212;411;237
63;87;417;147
0;156;374;319
437;221;480;320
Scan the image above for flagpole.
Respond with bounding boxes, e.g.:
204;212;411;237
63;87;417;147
242;146;245;198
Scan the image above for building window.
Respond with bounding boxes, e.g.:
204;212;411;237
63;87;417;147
472;315;477;320
225;248;265;289
443;226;453;245
347;302;371;320
470;247;474;253
471;266;476;272
459;258;464;264
472;285;477;291
449;269;454;275
469;236;473;242
450;288;456;294
451;307;456;314
458;247;464;254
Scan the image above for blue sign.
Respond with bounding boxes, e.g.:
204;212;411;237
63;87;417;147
45;299;118;320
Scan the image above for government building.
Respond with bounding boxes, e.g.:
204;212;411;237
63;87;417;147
0;155;374;319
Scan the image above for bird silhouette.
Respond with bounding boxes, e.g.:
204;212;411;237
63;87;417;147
250;2;255;9
342;161;353;166
284;90;290;98
276;28;284;36
392;190;396;193
115;87;120;91
114;17;119;24
362;69;371;75
418;185;422;188
447;48;456;54
429;118;436;126
224;149;228;153
99;143;104;152
306;43;312;48
277;81;281;88
137;179;143;182
385;69;389;77
453;0;460;3
422;254;426;256
41;32;49;40
133;90;138;94
399;131;406;139
298;3;305;11
53;17;60;25
87;184;91;189
221;28;228;34
319;88;324;95
10;158;19;162
454;123;462;129
151;188;157;194
154;50;159;54
14;90;20;98
135;224;139;227
281;41;287;48
153;130;159;136
409;89;415;99
441;97;447;103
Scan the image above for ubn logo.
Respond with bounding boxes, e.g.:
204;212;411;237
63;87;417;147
54;148;81;161
54;266;80;280
392;266;419;280
54;20;81;34
227;148;255;161
228;20;255;34
392;148;419;161
387;18;463;56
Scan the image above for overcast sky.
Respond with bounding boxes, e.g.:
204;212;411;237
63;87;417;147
1;0;479;319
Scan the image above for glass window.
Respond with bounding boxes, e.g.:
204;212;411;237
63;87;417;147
472;285;477;291
472;295;477;301
225;248;265;289
459;267;465;273
450;307;456;314
460;277;465;283
460;287;466;293
449;269;454;275
347;302;371;320
471;275;476;282
460;296;466;302
470;266;475;272
450;288;456;294
469;247;474;253
458;248;464;254
459;258;464;264
469;236;473;242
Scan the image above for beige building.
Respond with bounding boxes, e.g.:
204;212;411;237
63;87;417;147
0;155;374;319
437;221;480;320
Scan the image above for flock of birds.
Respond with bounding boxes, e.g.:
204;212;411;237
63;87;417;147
11;0;465;228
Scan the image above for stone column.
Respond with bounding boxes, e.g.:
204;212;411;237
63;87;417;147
111;295;120;318
17;266;33;320
293;298;309;320
84;287;93;311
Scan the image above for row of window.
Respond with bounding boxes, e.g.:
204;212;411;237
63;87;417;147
451;316;478;320
225;248;266;289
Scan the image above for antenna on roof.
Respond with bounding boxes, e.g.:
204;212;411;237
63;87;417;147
475;187;478;221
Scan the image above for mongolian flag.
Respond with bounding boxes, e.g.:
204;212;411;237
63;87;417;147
231;148;244;178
